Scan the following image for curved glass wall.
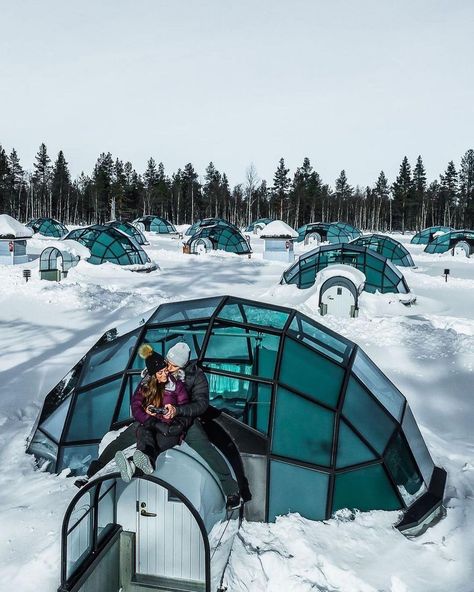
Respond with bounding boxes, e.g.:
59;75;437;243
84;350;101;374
187;224;251;255
327;222;362;244
105;220;148;245
411;226;452;244
27;217;68;238
296;223;330;243
28;296;441;524
282;243;410;294
186;218;239;236
64;225;152;267
350;234;415;267
424;230;474;254
133;216;177;234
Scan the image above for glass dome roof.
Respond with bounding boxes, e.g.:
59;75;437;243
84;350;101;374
185;218;239;236
327;222;362;244
296;222;330;243
411;226;452;245
245;218;274;232
424;230;474;254
186;223;251;255
134;216;177;234
27;296;444;530
282;243;410;293
26;217;68;238
105;220;148;245
64;225;153;268
350;234;415;267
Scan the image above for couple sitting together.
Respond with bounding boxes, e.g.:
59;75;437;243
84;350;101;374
79;342;241;510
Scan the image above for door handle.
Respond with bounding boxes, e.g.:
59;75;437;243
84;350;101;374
140;509;157;517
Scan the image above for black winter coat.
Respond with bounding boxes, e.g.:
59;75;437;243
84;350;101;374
175;361;209;421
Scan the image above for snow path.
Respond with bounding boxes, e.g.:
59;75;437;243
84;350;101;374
0;232;473;591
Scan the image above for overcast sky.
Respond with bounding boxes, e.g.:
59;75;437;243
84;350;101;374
0;0;473;188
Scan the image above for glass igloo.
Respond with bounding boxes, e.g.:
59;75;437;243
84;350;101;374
64;225;155;269
245;218;273;232
296;222;331;243
327;222;362;244
185;222;251;255
424;230;474;255
282;243;411;294
185;218;239;236
28;296;445;534
350;234;415;267
105;220;148;245
411;226;452;244
26;217;68;238
134;215;177;234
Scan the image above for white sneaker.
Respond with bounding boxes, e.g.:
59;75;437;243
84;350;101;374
133;450;154;475
115;450;135;482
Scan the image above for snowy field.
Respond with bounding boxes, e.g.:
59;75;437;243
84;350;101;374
0;231;473;592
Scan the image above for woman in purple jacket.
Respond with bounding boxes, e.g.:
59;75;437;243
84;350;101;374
115;344;189;482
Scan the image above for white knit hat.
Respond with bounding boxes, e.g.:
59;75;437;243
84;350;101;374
166;342;191;368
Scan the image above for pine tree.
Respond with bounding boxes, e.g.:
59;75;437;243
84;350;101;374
392;157;412;232
272;158;291;220
93;152;114;222
51;151;71;221
439;161;458;226
182;163;199;223
32;143;52;217
412;156;427;230
459;149;474;227
8;149;25;219
335;170;353;221
373;171;390;231
203;162;221;219
0;146;11;214
143;158;158;215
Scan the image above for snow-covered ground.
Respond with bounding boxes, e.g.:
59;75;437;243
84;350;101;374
0;231;473;592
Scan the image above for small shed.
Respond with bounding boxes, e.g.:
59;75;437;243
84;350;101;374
0;214;33;265
317;264;366;318
260;220;298;262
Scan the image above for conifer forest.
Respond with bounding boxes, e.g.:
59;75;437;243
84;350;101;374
1;142;473;231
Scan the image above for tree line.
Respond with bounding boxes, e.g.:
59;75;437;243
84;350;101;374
1;142;473;231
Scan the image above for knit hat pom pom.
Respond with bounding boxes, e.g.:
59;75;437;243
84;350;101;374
138;344;154;359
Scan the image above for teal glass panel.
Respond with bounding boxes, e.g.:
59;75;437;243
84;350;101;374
66;503;93;578
97;482;115;543
288;316;351;363
40;398;71;441
272;387;334;466
342;377;396;454
65;379;122;442
218;303;244;323
149;297;222;323
81;331;138;387
280;338;344;407
204;361;252;375
59;443;99;475
352;349;405;421
132;324;206;369
207;373;272;433
118;374;142;421
203;325;253;364
402;405;434;485
27;430;58;470
385;432;426;506
332;464;402;513
268;460;329;521
336;420;377;468
241;304;289;329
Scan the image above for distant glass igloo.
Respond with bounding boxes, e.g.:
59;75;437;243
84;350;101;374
104;220;148;245
28;296;445;534
411;226;452;244
424;229;474;256
282;243;411;295
133;215;177;235
185;221;251;255
350;234;415;267
26;217;68;238
245;218;273;233
185;218;239;236
64;224;155;269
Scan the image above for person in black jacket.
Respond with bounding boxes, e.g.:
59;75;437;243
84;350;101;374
76;343;241;510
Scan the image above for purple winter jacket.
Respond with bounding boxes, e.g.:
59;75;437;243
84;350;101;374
131;376;189;425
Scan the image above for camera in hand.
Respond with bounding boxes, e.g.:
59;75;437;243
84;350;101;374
147;405;166;415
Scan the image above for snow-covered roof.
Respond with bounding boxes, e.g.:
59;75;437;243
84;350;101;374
315;264;366;287
260;220;298;238
0;214;34;239
43;239;92;259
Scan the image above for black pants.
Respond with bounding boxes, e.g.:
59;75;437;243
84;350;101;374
136;423;180;469
87;420;238;496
